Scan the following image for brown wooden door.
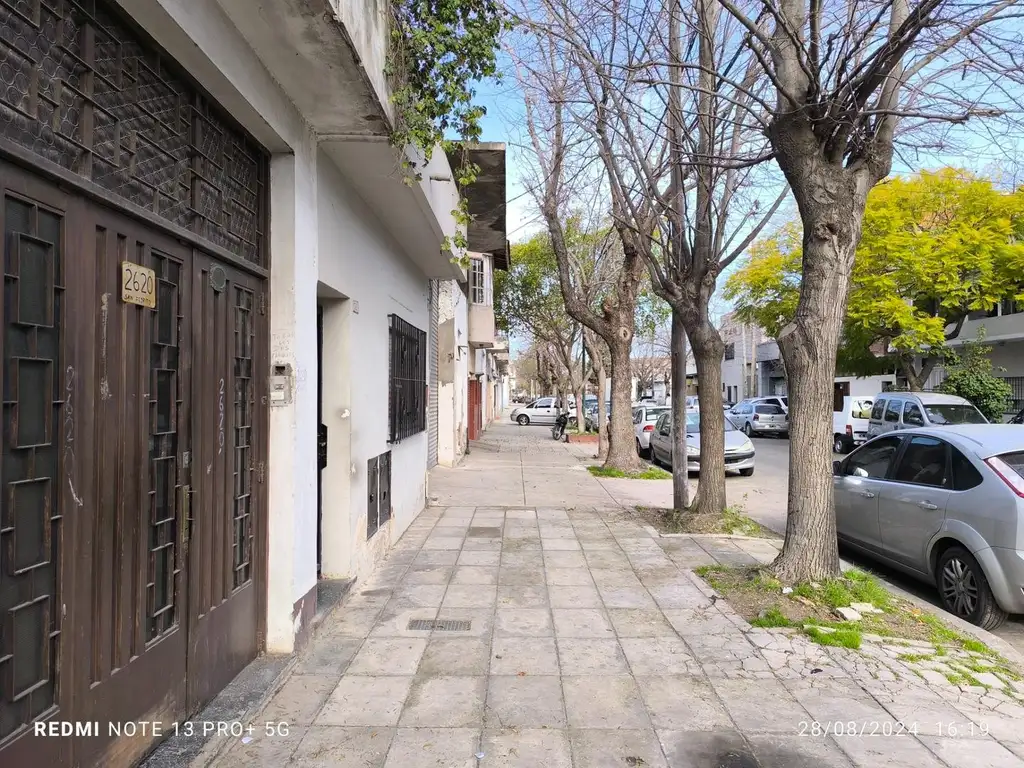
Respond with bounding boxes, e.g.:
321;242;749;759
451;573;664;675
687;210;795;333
187;251;262;711
0;163;74;768
70;202;193;768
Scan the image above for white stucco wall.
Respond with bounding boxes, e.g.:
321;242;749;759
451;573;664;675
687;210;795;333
438;280;469;465
316;150;429;584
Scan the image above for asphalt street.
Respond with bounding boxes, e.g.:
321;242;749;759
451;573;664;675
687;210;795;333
648;433;1024;656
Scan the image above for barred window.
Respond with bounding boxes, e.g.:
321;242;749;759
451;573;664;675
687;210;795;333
724;343;735;361
389;314;426;443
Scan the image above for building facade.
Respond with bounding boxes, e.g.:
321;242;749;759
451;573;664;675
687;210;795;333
0;1;505;766
719;311;768;403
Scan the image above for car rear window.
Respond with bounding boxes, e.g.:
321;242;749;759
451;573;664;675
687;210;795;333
998;451;1024;479
755;405;784;414
871;399;886;420
646;408;669;421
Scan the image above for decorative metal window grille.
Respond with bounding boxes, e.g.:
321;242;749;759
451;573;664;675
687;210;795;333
469;258;486;304
388;314;426;443
724;343;735;361
0;0;268;266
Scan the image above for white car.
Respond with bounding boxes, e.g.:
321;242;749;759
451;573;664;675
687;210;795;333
510;397;560;425
833;395;874;453
633;404;671;457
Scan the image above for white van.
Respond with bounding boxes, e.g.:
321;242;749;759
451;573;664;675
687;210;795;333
832;395;874;453
866;391;987;437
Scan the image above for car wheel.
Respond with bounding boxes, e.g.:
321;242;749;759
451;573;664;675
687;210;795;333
743;423;753;437
739;467;754;477
936;546;1008;630
517;414;530;426
833;435;848;454
636;438;650;459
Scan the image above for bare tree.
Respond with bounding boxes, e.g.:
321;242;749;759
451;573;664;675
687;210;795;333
514;0;785;515
515;42;652;472
709;0;1024;580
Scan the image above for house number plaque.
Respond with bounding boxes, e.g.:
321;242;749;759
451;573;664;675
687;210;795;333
121;261;157;308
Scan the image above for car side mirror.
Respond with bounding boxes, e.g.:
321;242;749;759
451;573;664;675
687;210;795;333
833;460;841;475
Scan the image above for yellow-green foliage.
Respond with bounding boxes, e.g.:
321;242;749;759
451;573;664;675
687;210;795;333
726;169;1024;362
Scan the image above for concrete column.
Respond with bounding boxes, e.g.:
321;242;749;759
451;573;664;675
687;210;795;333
266;133;319;653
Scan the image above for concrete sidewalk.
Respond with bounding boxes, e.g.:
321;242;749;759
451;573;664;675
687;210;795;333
207;421;1024;768
428;419;789;521
212;505;1024;768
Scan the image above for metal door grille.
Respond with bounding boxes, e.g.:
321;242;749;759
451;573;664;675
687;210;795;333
427;280;439;467
232;286;254;588
146;251;182;641
0;192;64;742
0;0;268;266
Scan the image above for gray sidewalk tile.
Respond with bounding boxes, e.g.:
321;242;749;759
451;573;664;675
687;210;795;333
482;728;573;768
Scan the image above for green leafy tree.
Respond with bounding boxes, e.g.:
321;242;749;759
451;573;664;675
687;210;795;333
726;170;1024;390
937;335;1014;422
388;0;507;260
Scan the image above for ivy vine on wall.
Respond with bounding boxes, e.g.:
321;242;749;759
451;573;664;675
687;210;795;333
387;0;507;264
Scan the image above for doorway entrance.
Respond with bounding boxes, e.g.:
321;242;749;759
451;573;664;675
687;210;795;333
0;163;268;768
317;304;327;576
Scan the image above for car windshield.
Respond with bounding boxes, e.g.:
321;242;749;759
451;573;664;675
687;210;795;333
685;414;737;432
923;404;987;425
755;404;784;415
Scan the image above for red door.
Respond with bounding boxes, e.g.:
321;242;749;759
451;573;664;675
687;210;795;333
468;379;482;441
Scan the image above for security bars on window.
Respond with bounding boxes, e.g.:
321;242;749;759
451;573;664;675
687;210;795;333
388;314;426;443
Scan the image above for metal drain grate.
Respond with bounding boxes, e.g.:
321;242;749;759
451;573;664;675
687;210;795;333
407;619;472;631
468;527;502;538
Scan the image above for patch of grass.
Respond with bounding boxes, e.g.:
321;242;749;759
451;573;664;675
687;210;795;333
693;565;1024;675
588;465;671;480
720;507;767;537
750;607;792;628
806;626;862;649
821;580;854;609
961;638;989;655
633;505;779;537
945;671;972;687
897;653;933;663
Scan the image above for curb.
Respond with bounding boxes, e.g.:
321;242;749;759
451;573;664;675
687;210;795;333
638;522;783;542
874;575;1024;670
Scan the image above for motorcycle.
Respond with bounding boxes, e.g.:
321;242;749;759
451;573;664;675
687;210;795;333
552;412;569;440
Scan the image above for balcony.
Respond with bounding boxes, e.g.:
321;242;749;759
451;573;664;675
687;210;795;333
469;303;496;348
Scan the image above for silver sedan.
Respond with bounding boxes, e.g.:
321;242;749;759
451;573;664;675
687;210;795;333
649;411;756;476
833;425;1024;629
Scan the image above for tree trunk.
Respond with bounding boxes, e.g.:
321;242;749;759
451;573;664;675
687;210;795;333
597;364;608;458
770;167;867;583
688;319;727;517
575;384;585;433
901;355;937;391
670;311;690;510
606;339;647;472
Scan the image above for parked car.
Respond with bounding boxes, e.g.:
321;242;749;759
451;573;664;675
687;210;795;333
649;410;755;476
633;404;671;457
510;397;560;425
685;395;700;410
1010;407;1024;425
833;425;1024;629
728;401;789;437
736;395;789;412
833;395;875;454
866;392;987;437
